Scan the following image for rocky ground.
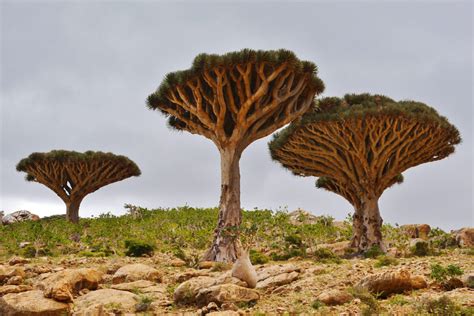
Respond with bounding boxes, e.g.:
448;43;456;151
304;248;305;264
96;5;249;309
0;249;473;315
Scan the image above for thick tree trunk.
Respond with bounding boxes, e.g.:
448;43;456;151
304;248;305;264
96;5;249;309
65;198;82;224
351;196;385;253
203;147;242;262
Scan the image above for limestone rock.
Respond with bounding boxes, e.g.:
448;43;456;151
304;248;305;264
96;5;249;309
0;290;69;315
256;263;300;282
316;289;352;305
196;283;260;306
453;227;474;248
199;261;215;269
208;311;240;316
0;285;32;296
42;268;103;302
256;271;299;289
111;280;155;291
8;257;29;266
174;276;216;305
72;289;139;315
112;263;162;284
175;269;210;283
170;259;187;267
355;269;420;297
289;209;320;225
462;273;474;288
410;275;428;290
401;224;431;239
1;210;40;225
231;251;257;288
0;266;25;285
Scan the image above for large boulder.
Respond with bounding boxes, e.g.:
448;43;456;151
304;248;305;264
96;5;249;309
256;263;300;290
41;268;103;302
174;276;216;305
112;263;162;284
316;289;352;306
1;210;40;225
0;285;32;296
452;227;474;248
196;284;260;306
401;224;431;240
0;290;69;315
72;289;139;315
355;269;427;297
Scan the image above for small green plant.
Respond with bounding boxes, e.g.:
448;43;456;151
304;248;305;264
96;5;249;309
249;249;269;265
313;247;341;264
430;263;463;283
135;294;153;312
363;245;384;258
416;295;471;316
387;294;409;306
349;287;382;316
124;240;154;257
411;240;431;256
311;299;325;309
374;255;399;268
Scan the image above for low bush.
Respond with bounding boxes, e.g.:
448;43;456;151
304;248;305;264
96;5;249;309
364;245;384;259
374;255;399;267
124;240;154;257
249;249;269;265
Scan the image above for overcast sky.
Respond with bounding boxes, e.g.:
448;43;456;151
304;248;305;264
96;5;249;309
1;1;472;230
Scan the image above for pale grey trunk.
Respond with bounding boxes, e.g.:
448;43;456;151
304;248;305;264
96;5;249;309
203;148;242;262
351;196;385;252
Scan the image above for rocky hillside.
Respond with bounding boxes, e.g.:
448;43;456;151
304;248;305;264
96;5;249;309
0;207;473;315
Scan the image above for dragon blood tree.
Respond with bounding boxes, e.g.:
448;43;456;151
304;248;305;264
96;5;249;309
269;94;461;252
16;150;141;224
147;49;324;262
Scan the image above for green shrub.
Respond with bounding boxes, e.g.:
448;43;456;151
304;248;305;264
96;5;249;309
411;240;431;256
124;240;154;257
387;294;409;306
416;295;472;316
430;263;463;283
249;249;269;265
311;299;325;309
363;245;384;259
374;256;399;268
313;248;341;264
349;287;382;316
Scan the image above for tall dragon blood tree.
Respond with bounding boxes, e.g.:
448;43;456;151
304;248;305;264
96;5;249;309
16;150;141;224
269;94;461;252
147;49;324;262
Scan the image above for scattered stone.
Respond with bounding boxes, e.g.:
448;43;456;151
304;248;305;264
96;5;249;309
42;268;103;302
314;241;352;256
316;289;352;306
208;311;240;316
0;266;26;285
410;275;428;290
1;210;40;225
0;290;69;315
175;269;210;283
257;263;300;282
221;302;239;311
289;209;320;225
401;224;431;239
196;283;260;306
8;257;29;266
355;269;423;297
6;276;22;286
112;263;162;284
18;242;31;249
170;259;187;267
443;278;464;291
0;285;32;296
199;261;215;269
73;289;139;314
174;276;216;305
111;280;155;291
453;227;474;248
462;273;474;288
232;250;257;288
256;271;299;289
214;273;248;287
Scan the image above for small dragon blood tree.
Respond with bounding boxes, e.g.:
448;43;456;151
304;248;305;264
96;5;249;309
16;150;141;224
147;49;325;262
269;93;461;252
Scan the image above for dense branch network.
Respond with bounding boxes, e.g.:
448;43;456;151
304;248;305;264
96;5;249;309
16;150;141;204
148;49;324;152
269;94;461;205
